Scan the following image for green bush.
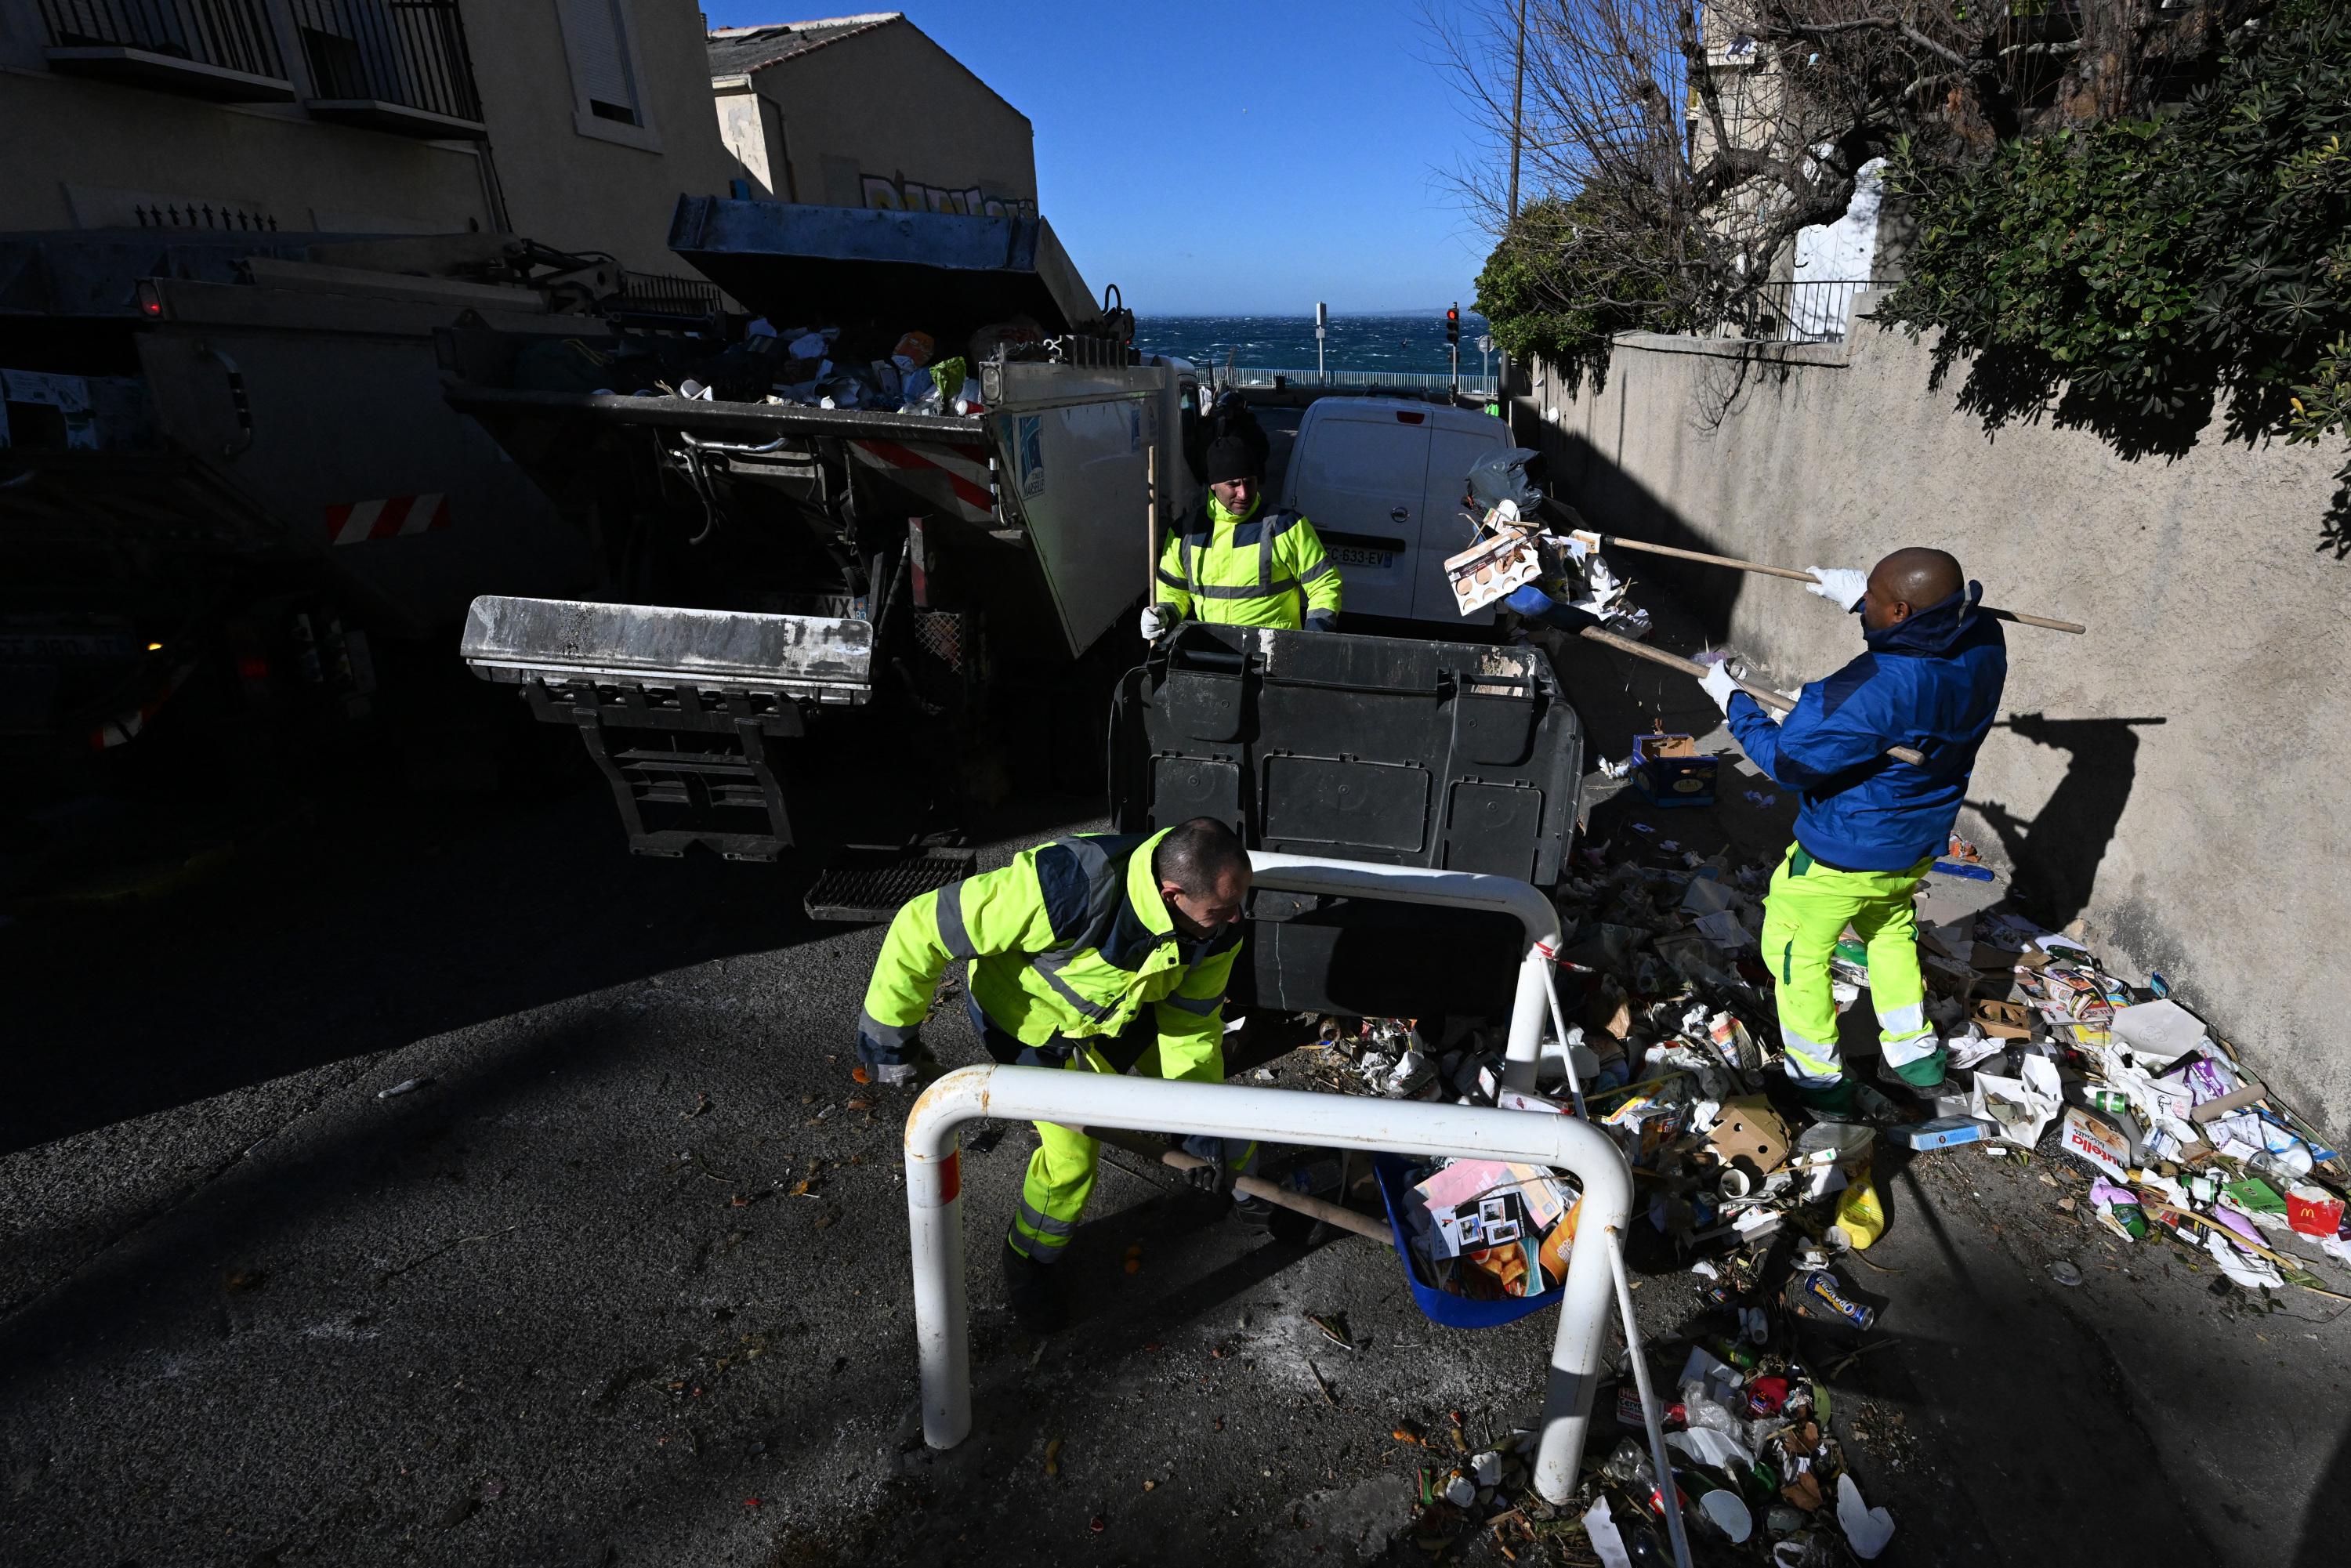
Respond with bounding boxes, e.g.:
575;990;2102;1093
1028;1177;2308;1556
1473;194;1690;400
1880;7;2351;549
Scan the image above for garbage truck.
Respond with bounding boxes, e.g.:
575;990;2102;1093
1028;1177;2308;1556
449;197;1202;876
445;196;1591;1027
0;226;707;806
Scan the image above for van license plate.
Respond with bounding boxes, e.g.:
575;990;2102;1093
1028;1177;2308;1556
1331;545;1394;570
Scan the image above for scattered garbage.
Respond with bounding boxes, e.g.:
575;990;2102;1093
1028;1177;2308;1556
1386;1155;1581;1302
377;1077;432;1099
1631;730;1719;809
1230;620;2349;1568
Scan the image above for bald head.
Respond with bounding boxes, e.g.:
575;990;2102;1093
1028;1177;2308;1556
1862;548;1965;632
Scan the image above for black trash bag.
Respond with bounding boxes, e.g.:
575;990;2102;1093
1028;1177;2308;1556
1464;446;1545;516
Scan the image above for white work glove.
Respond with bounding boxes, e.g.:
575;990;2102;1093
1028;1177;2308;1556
1139;603;1177;640
1699;657;1742;715
1805;567;1868;612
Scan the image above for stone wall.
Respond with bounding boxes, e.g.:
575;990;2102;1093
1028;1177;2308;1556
1520;305;2351;1136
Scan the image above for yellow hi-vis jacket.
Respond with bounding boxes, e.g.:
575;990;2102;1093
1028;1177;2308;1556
857;827;1243;1064
1156;494;1342;630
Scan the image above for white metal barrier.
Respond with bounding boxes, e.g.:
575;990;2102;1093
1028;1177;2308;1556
903;1063;1636;1503
1245;851;1563;1096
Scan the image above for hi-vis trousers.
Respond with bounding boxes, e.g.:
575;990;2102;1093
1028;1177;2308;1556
1759;844;1946;1106
968;998;1256;1265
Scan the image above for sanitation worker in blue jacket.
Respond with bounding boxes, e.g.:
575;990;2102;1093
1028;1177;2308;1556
856;817;1286;1331
1698;548;2007;1117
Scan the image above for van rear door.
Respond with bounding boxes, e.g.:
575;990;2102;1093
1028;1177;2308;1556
1284;404;1429;620
1413;418;1512;623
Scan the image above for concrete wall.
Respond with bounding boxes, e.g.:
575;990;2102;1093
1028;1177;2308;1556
1521;307;2351;1138
476;0;740;273
0;9;489;237
0;2;731;274
742;20;1035;215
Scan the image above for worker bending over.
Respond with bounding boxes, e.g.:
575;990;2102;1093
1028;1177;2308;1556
1142;424;1342;638
1701;549;2007;1117
857;818;1274;1331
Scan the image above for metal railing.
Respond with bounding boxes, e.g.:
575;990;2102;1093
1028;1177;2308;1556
1714;278;1884;345
904;1065;1639;1504
38;0;286;78
290;0;481;122
1226;365;1499;397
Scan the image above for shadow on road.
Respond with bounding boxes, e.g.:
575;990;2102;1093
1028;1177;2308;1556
1;774;1100;1157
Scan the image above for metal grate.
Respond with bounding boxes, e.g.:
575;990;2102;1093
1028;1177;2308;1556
805;848;975;924
914;610;969;672
603;269;723;331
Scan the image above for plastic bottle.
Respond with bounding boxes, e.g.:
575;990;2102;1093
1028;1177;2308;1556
1831;1161;1886;1251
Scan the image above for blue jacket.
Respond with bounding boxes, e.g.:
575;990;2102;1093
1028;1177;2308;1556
1726;584;2007;871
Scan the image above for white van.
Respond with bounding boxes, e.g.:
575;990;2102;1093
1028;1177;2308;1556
1281;397;1516;628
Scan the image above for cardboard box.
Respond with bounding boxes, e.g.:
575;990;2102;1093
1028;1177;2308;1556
1706;1096;1790;1173
1885;1116;1994;1151
1632;731;1717;809
1972;999;2034;1040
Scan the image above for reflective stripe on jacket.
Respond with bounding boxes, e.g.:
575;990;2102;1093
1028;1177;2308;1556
858;827;1243;1059
1155;495;1342;630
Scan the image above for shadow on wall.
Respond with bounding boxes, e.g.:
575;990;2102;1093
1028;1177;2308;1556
1969;714;2167;931
1519;412;2171;943
1523;419;1753;641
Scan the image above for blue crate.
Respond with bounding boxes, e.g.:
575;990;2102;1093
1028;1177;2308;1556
1371;1153;1563;1329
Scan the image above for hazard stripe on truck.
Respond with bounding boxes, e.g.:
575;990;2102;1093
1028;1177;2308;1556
846;440;994;523
326;494;451;545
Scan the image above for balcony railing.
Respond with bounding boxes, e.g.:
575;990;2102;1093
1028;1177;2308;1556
1715;279;1884;345
38;0;294;99
292;0;484;136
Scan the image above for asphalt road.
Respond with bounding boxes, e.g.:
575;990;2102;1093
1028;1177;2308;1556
7;503;2351;1565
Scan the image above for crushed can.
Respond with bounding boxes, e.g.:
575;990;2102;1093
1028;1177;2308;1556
1782;1268;1878;1333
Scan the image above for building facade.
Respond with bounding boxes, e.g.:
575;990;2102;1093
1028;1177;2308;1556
708;14;1035;218
0;1;736;272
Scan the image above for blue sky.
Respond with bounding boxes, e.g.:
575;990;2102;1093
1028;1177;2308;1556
701;2;1505;314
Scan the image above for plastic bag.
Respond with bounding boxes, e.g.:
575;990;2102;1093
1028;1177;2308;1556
1465;447;1544;515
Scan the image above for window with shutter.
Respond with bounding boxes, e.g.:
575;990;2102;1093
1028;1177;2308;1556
560;0;639;125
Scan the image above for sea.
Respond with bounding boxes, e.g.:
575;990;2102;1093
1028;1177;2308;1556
1133;313;1495;379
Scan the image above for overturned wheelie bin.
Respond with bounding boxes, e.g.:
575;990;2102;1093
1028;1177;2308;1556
1110;621;1583;1023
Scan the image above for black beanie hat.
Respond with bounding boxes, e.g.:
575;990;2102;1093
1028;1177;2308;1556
1203;433;1261;486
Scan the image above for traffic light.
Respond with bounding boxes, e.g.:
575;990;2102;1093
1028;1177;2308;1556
1446;304;1460;347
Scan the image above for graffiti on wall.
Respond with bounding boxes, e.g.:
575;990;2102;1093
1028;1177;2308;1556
860;173;1037;220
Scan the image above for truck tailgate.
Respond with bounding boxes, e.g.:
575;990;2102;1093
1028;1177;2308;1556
460;596;871;701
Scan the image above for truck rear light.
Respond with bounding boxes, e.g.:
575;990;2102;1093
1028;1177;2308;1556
136;281;165;318
1395;411;1425;425
237;654;270;681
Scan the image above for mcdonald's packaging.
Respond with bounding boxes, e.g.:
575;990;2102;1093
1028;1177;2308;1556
2288;1184;2346;1239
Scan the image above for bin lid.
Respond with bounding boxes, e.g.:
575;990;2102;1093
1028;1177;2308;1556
666;197;1100;335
